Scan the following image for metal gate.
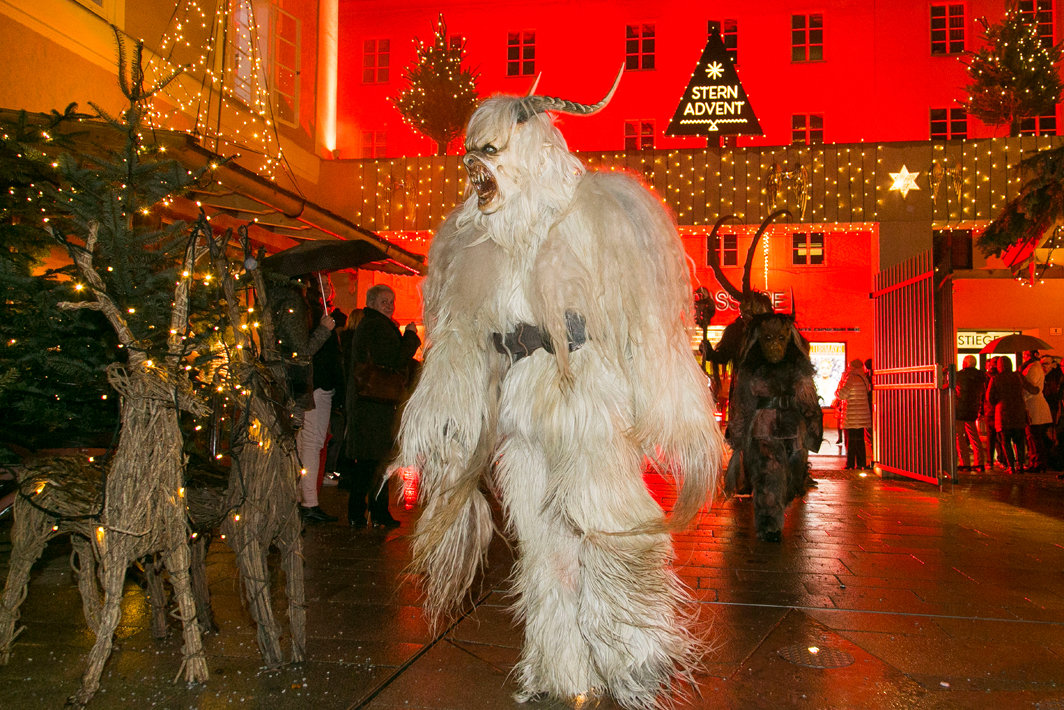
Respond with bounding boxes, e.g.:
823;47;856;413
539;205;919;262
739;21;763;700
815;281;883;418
872;250;954;484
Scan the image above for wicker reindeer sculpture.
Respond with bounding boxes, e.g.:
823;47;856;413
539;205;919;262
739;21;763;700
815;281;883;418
197;226;307;666
705;211;823;541
139;225;307;666
0;224;210;707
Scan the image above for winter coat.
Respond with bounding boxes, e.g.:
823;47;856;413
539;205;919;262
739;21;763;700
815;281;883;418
343;307;421;461
1022;361;1053;426
835;367;872;429
988;371;1028;430
954;366;988;422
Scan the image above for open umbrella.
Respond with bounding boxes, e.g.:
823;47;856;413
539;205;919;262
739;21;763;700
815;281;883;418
259;239;389;276
979;333;1052;354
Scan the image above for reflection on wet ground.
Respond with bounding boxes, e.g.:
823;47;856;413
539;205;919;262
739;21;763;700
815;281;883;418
1;465;1064;709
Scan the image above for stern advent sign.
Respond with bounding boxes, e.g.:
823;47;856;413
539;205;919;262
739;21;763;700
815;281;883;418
666;28;762;137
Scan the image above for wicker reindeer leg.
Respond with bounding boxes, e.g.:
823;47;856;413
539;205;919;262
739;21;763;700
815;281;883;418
162;540;209;682
71;536;102;635
69;555;125;708
0;503;52;664
233;535;284;668
189;535;217;635
144;554;170;639
278;513;306;663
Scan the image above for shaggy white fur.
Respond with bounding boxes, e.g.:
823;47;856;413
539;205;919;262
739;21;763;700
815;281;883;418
393;93;724;709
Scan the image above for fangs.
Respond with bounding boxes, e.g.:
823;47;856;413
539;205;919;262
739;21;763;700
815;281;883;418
466;159;498;207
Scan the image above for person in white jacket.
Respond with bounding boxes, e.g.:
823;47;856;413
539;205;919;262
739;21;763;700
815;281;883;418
1022;350;1053;472
835;359;872;470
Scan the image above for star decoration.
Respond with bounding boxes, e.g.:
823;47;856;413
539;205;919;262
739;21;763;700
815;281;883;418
889;165;920;198
705;61;725;79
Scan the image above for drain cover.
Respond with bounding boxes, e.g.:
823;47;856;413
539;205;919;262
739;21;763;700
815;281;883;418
777;643;854;669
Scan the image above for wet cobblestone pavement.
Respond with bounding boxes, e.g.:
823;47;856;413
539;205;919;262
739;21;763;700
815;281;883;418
1;463;1063;709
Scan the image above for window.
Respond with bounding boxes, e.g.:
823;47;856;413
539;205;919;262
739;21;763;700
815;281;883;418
231;2;257;104
792;232;825;265
625;24;656;70
791;14;823;62
1018;0;1056;47
624;121;654;150
363;39;390;83
930;4;966;55
791;114;824;144
930;108;967;140
710;233;738;267
271;5;300;125
361;131;387;158
709;19;738;64
1019;114;1059;136
506;31;535;76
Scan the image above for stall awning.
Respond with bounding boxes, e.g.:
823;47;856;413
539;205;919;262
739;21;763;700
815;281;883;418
1;108;426;276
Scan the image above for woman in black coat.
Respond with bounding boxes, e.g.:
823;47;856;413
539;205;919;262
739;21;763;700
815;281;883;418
341;284;420;527
988;357;1030;475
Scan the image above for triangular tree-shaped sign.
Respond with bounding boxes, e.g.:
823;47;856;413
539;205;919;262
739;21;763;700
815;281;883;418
666;29;763;136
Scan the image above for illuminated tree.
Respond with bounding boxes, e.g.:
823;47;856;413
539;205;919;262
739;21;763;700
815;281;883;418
0;106;120;459
979;143;1064;257
962;8;1063;136
394;14;480;155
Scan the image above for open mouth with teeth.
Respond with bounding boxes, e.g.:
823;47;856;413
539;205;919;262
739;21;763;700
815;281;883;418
464;157;498;209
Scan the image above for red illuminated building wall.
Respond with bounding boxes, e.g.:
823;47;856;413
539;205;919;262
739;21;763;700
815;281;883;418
336;0;1061;158
326;0;1064;370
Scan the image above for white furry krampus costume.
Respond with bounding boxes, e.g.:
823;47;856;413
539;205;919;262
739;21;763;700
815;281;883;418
393;75;723;709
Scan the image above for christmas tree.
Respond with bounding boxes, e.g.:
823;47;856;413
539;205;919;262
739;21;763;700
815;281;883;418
394;14;480;155
962;8;1064;136
978;143;1064;257
0;106;122;460
0;32;218;460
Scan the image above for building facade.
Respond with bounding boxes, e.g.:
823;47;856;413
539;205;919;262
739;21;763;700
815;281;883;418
2;0;1064;364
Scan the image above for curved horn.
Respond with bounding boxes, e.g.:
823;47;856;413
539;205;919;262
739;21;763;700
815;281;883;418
742;209;791;296
789;287;796;318
515;64;624;123
707;214;743;300
526;73;542;96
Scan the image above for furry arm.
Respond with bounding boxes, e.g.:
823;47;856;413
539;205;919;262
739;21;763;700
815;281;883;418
392;215;500;626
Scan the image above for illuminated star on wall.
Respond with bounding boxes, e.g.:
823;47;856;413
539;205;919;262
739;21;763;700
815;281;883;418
889;165;920;197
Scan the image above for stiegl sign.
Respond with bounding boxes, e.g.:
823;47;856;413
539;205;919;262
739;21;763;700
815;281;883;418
667;28;762;137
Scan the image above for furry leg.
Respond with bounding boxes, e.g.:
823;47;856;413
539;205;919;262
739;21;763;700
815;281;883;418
750;439;788;542
497;353;698;709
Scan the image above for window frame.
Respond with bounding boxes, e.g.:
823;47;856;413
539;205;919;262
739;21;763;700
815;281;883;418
791;114;824;145
930;107;968;140
930;3;966;55
361;130;387;159
791;13;824;62
792;232;826;266
710;233;739;267
623;120;655;150
1019;113;1059;136
625;24;656;71
1018;0;1056;47
270;4;300;127
506;30;536;77
362;38;391;84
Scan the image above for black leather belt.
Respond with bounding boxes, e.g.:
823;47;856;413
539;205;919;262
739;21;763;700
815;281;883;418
492;311;587;364
756;395;795;410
